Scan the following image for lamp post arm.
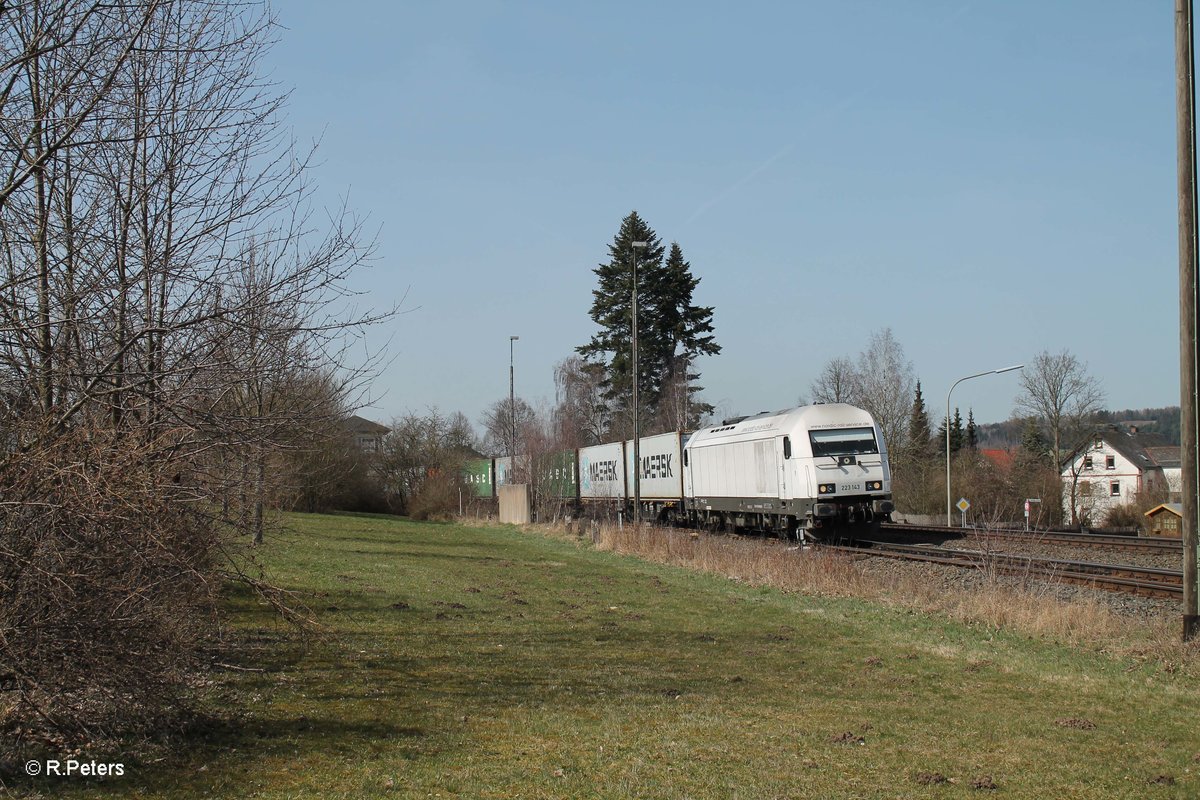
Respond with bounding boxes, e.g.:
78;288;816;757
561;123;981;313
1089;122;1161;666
946;365;1024;526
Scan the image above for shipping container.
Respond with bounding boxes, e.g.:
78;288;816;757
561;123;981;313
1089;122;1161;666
537;449;578;499
578;441;626;499
625;431;689;501
462;458;494;498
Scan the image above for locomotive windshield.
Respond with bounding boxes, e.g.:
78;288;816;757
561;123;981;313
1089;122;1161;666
808;427;878;457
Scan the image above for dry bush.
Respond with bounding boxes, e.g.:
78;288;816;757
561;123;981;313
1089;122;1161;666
408;471;467;521
0;429;226;756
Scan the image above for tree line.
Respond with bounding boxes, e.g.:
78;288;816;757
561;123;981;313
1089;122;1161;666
0;0;390;756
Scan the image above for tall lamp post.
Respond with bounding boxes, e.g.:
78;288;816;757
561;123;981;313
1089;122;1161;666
631;240;648;521
946;364;1023;526
509;335;519;459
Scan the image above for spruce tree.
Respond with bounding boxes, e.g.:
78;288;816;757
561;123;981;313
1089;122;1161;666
937;407;966;454
576;211;666;419
577;212;719;434
966;409;978;450
652;242;720;426
1018;417;1052;468
904;380;934;462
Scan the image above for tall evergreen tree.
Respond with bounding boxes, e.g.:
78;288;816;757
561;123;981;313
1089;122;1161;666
653;242;720;427
1017;417;1052;468
936;407;965;454
966;409;978;451
904;380;934;462
577;212;719;435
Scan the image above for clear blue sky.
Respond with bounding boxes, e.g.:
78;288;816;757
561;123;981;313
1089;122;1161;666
266;1;1182;433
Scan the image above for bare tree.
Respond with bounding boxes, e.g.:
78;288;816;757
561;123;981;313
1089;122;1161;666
480;396;538;458
853;328;915;451
376;409;477;516
0;0;391;750
552;356;608;446
1014;349;1106;466
809;356;858;404
808;331;914;451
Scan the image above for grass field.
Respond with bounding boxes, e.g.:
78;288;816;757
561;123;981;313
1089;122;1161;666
32;513;1200;798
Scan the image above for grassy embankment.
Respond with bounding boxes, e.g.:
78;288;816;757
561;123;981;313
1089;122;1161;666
35;513;1200;798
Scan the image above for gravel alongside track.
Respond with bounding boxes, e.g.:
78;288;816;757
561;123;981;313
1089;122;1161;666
948;534;1184;571
842;544;1181;620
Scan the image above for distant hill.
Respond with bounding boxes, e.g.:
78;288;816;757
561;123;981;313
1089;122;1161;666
975;406;1181;450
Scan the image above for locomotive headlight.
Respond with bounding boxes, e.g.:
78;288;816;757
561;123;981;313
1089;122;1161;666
818;483;836;495
866;480;883;491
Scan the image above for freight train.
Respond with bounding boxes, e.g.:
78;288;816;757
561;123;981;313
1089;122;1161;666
463;402;893;541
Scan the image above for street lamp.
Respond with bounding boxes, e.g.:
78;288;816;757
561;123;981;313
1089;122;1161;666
630;240;648;521
509;335;519;459
945;364;1023;526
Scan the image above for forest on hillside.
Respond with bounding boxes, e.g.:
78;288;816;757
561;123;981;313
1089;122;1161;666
975;406;1181;449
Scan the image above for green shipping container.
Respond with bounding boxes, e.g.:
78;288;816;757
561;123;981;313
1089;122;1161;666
538;449;578;499
463;458;494;498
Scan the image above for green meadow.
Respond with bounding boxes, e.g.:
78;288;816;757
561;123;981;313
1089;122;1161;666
37;513;1200;799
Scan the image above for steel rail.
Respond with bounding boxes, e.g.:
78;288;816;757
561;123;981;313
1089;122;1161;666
879;523;1183;554
825;541;1183;600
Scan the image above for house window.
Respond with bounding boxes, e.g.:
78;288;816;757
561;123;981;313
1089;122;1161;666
1110;481;1120;497
1094;438;1103;450
1083;456;1093;470
1105;455;1115;470
1080;481;1092;496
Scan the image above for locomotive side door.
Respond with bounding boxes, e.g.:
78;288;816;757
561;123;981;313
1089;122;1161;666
776;435;790;500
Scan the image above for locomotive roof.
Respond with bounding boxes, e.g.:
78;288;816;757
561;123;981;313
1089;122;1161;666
688;403;876;445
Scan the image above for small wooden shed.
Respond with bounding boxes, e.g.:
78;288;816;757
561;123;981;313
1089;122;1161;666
1143;503;1183;538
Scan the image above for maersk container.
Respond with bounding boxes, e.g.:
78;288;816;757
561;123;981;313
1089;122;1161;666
578;441;626;499
462;458;494;498
624;431;689;501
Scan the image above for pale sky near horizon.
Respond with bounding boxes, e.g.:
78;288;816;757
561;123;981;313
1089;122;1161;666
265;1;1185;435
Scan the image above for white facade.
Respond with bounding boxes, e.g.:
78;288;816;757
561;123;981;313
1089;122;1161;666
1060;435;1164;524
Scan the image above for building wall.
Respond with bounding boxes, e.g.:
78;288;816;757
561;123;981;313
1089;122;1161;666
1060;439;1146;523
1163;467;1182;502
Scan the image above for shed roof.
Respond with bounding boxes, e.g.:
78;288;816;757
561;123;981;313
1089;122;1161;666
1144;503;1183;518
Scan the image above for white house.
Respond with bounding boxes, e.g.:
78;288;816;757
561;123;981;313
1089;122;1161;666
1060;427;1176;525
342;415;389;453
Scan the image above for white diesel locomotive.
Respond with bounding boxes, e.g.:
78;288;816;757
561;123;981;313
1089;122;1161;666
573;402;893;540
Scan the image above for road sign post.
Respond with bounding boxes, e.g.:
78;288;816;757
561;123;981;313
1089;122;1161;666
956;498;970;528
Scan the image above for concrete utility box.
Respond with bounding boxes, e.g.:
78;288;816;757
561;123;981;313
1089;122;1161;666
498;484;531;525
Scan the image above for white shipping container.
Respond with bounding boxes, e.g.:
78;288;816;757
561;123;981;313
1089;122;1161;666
495;455;530;486
625;432;688;500
578;441;626;499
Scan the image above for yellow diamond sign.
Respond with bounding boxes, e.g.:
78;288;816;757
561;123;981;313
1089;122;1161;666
956;498;970;512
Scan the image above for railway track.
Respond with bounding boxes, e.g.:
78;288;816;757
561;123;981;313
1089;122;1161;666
879;523;1183;554
826;540;1183;599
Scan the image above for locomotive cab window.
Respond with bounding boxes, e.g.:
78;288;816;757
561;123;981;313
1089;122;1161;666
808;427;878;457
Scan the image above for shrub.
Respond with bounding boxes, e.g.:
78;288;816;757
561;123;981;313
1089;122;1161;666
0;429;223;756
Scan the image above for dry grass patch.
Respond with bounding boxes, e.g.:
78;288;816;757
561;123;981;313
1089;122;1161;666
517;518;1192;664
